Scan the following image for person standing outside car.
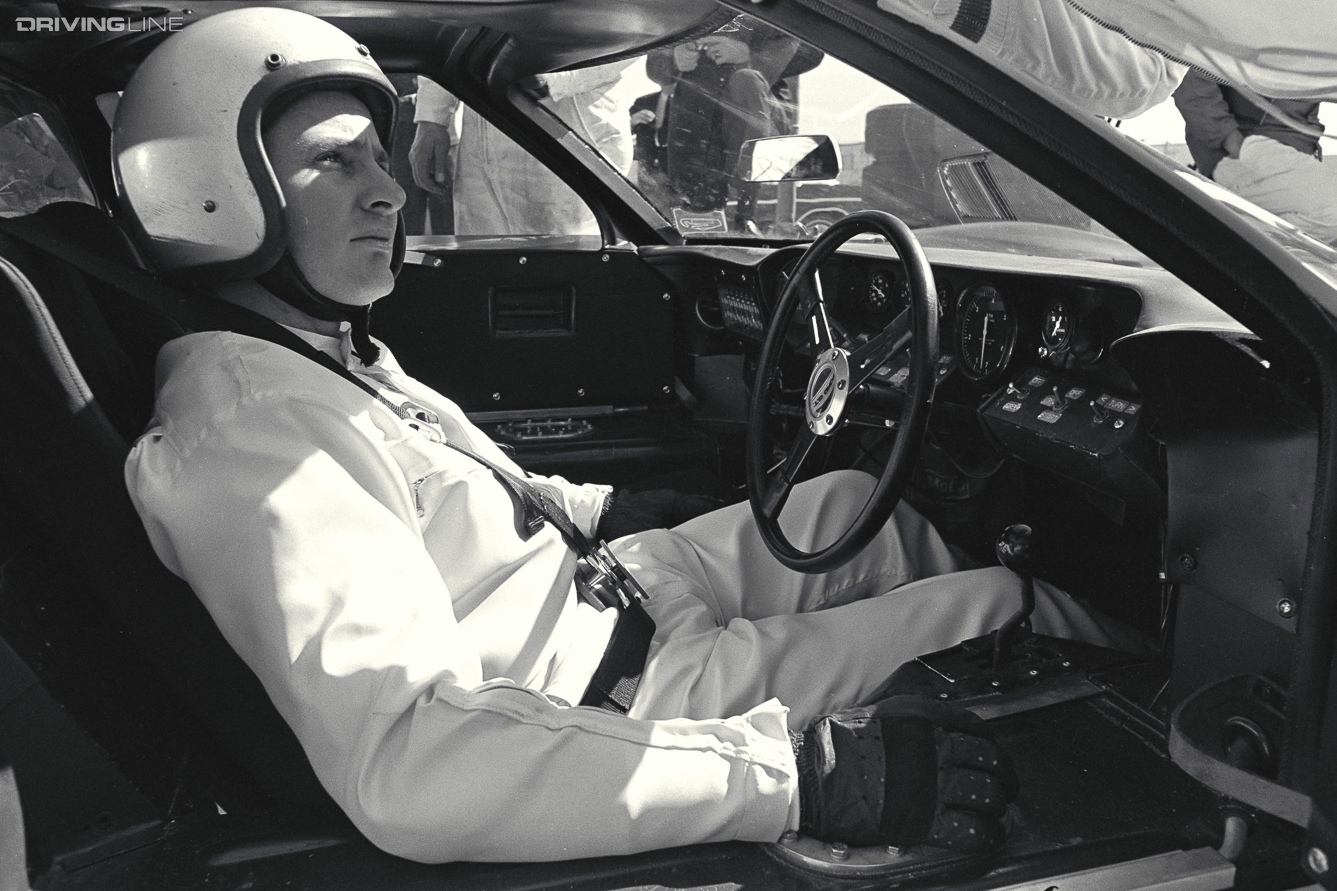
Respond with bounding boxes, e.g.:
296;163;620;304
1173;69;1337;245
647;15;821;230
117;7;1134;866
409;65;631;236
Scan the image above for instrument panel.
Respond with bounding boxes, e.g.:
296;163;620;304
707;251;1143;405
851;259;1133;385
701;247;1153;505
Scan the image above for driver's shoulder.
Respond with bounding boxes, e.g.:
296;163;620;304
151;330;367;438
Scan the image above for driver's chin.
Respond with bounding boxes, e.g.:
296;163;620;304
302;259;395;307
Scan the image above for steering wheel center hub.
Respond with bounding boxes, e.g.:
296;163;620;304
806;348;851;435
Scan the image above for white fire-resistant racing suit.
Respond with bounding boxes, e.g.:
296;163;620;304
125;325;1118;863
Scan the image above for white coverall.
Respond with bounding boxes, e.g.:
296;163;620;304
125;325;1116;864
415;69;630;236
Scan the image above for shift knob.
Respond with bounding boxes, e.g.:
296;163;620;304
992;524;1036;670
996;524;1034;576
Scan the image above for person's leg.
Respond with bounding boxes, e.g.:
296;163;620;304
631;564;1111;728
1213;135;1337;245
612;469;962;623
620;471;1116;727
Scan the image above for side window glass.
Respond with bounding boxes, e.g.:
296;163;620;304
389;74;599;241
0;79;97;218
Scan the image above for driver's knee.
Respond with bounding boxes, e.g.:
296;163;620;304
776;471;959;577
792;468;875;504
776;470;875;539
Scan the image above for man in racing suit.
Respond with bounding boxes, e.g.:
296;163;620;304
117;7;1129;866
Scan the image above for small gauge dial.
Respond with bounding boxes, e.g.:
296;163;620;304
866;270;894;312
954;284;1017;380
1041;297;1072;352
885;274;944;317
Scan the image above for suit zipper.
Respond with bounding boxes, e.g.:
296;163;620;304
412;476;429;517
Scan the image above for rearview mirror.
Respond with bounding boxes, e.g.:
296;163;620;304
738;135;841;183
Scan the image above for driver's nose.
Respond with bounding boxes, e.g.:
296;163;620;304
364;163;406;216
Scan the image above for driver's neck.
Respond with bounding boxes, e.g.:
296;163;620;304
215;280;344;338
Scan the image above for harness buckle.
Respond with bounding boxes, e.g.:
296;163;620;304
574;542;648;612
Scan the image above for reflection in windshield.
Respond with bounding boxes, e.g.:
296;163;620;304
569;16;1107;243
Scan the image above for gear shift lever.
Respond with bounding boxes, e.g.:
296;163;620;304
992;524;1036;670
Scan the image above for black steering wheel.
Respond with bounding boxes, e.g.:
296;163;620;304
746;211;940;572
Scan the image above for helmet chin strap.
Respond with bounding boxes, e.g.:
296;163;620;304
255;214;406;366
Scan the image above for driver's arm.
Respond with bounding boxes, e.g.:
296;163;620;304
125;332;798;864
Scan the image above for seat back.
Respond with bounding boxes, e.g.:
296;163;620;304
0;202;334;813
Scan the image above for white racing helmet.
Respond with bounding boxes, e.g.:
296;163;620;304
112;7;404;317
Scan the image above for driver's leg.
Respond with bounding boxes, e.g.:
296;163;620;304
620;469;1121;727
630;566;1108;728
613;469;963;623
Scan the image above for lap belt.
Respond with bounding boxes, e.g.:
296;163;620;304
0;213;655;716
580;598;655;713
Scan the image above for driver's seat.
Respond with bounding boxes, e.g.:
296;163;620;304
0;202;338;817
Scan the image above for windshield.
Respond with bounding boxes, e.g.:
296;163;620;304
541;13;1337;297
568;14;1108;243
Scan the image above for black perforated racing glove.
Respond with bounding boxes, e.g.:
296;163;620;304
789;695;1019;853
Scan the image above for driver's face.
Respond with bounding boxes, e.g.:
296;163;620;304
263;91;405;307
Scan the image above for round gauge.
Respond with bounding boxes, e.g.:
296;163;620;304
1041;297;1072;352
887;276;945;317
954;284;1017;380
866;270;894;312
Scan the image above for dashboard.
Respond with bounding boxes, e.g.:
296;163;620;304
696;243;1162;510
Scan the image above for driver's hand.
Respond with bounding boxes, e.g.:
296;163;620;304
790;695;1018;853
596;489;723;542
409;120;453;194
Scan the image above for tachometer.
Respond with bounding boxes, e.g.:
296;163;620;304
866;270;894;312
954;284;1017;380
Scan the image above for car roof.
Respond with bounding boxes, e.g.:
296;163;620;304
0;0;724;89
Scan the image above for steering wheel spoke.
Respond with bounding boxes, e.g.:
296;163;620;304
761;424;819;518
806;276;836;355
846;308;912;389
